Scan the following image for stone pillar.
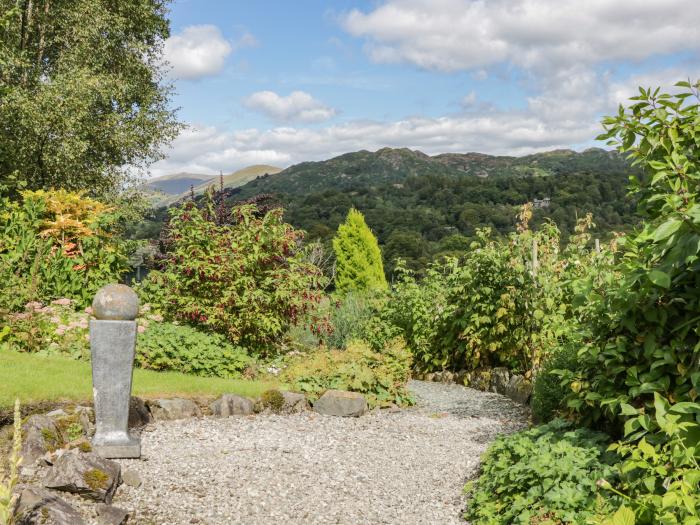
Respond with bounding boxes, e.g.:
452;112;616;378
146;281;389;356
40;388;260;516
90;284;141;458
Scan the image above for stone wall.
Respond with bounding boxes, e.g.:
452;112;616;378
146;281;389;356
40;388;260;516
414;367;533;405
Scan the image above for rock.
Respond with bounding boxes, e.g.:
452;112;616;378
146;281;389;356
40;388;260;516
43;451;121;503
74;406;95;437
46;409;68;418
440;371;454;383
147;398;201;421
96;504;130;525
121;469;142;488
280;392;307;414
209;394;254;417
505;374;533;404
14;485;86;525
128;397;151;428
454;370;468;385
21;415;64;466
467;369;492;391
313;390;368;417
92;284;139;321
424;373;436;382
491;367;510;395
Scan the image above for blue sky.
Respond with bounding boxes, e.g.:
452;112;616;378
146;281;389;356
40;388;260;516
150;0;700;177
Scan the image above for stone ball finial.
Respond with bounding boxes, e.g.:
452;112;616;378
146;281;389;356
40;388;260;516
92;284;139;320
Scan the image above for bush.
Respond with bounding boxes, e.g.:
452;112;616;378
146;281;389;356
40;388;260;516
136;322;251;379
464;420;619;524
280;338;413;407
531;343;580;423
141;198;327;356
0;190;129;311
333;208;388;293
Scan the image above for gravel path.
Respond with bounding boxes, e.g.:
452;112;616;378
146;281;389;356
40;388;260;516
113;381;528;525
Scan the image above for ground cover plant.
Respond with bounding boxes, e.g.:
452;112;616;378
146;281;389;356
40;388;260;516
464;420;619;524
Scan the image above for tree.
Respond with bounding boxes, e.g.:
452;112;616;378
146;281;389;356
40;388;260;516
0;0;180;196
332;208;388;293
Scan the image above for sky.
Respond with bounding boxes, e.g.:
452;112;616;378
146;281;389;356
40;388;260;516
148;0;700;177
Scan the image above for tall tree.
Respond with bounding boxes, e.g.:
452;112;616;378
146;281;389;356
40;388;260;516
332;208;388;293
0;0;180;196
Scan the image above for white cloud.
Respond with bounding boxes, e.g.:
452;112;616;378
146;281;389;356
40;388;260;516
243;91;337;122
341;0;700;73
164;25;233;80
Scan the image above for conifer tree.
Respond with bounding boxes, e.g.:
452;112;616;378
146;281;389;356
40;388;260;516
332;208;388;293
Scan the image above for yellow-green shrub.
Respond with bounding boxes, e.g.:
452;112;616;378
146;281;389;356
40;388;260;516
281;338;413;407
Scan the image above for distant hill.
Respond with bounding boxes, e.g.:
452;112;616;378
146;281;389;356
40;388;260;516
131;148;640;276
149;165;283;207
144;172;215;196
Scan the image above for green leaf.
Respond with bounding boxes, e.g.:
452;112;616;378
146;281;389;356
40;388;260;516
620;403;638;416
610;505;635;525
652;218;682;242
648;270;671;289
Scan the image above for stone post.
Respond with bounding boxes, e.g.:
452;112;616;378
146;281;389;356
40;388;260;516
90;284;141;458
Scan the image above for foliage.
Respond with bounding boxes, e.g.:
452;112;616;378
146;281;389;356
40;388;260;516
0;399;21;525
136;322;251;379
141;196;327;356
259;389;285;413
558;81;700;523
0;190;129;310
464;420;619;524
333;208;388;293
280;338;413;407
0;0;179;196
531;343;581;423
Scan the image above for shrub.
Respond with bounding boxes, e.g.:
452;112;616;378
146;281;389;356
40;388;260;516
464;420;619;524
531;343;580;423
136;322;251;379
281;338;413;407
259;389;285;413
333;208;388;293
141;198;327;356
0;399;21;525
0;190;129;311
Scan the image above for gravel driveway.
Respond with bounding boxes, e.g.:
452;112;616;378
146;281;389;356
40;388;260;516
114;381;528;525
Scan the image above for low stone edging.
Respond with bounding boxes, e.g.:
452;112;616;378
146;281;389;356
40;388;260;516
413;367;533;405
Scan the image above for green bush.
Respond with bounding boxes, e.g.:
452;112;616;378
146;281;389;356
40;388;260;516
136;322;252;379
333;208;388;293
141;197;327;356
531;343;580;423
0;190;129;311
464;420;619;524
280;338;413;407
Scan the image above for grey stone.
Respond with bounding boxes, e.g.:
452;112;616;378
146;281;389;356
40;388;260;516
491;367;510;395
504;374;533;404
280;391;307;414
43;451;121;503
74;406;95;437
121;469;142;488
46;409;68;418
440;371;454;383
14;485;86;525
454;370;468;385
90;318;140;459
127;397;151;428
92;284;139;321
209;394;254;417
313;390;368;417
21;415;64;466
147;398;201;421
96;504;130;525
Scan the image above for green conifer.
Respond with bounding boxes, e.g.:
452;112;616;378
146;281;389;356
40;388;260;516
332;208;388;293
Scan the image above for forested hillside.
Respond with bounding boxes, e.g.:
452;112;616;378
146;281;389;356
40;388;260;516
133;147;641;274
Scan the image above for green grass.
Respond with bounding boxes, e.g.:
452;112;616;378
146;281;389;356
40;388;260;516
0;348;278;409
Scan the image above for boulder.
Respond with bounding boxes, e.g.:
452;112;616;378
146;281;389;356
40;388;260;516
96;504;130;525
209;394;254;417
147;398;201;421
14;485;86;525
43;451;121;503
505;374;533;404
45;409;68;418
467;369;492;391
313;390;368;417
280;391;307;414
491;367;511;395
74;406;95;437
128;397;151;428
21;415;64;466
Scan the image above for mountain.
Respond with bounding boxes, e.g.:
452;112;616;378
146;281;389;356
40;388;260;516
144;172;215;196
131;148;640;276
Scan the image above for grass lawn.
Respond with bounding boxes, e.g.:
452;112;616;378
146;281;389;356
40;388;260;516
0;348;279;410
